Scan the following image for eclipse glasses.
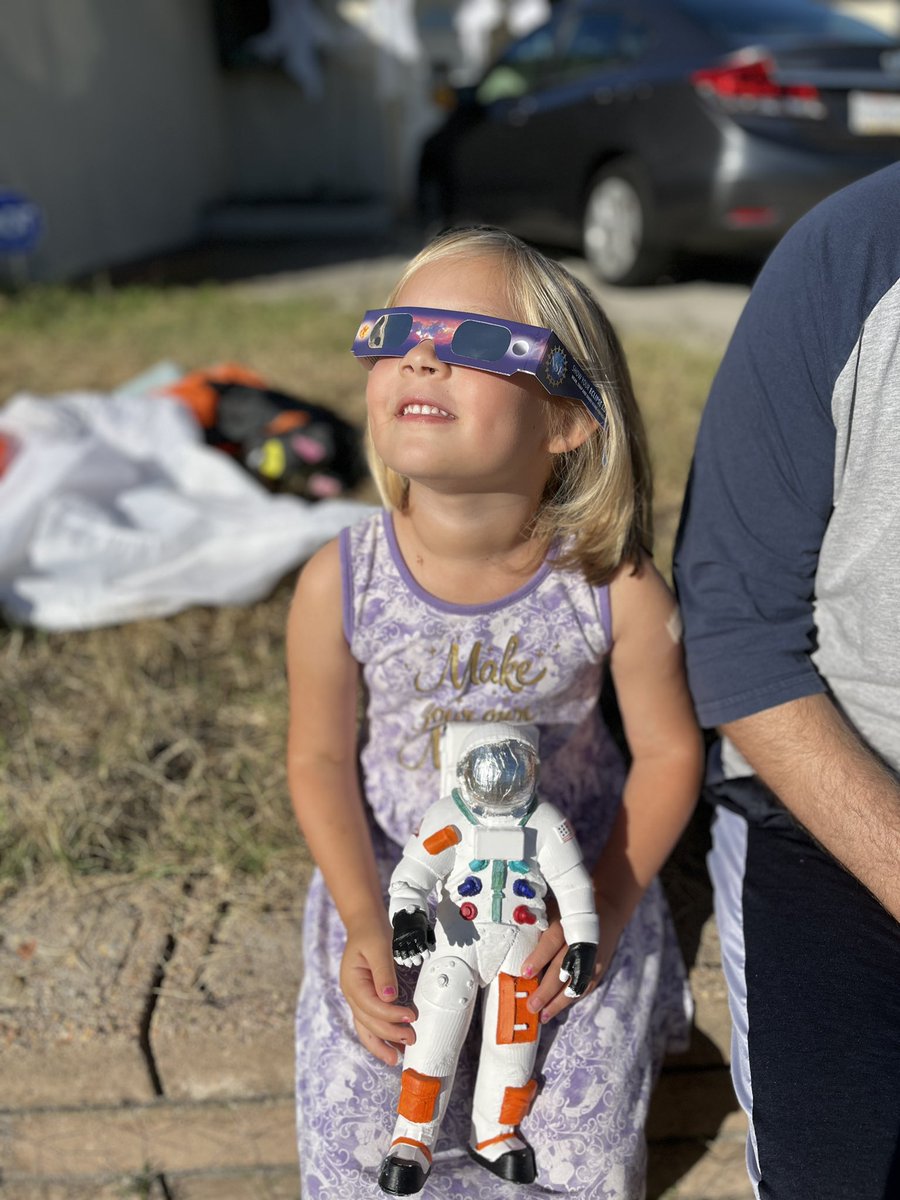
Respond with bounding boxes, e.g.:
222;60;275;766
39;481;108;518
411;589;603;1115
351;307;607;428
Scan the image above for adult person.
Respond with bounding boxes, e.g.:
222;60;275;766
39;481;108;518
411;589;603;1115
673;163;900;1200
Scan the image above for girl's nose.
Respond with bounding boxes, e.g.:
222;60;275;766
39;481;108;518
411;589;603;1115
400;338;449;375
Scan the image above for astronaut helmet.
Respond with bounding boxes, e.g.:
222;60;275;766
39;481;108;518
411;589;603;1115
455;723;539;820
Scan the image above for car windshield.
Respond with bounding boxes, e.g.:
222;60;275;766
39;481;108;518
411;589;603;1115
675;0;894;46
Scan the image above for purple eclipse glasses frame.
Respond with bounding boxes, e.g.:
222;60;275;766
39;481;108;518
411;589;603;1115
351;307;607;428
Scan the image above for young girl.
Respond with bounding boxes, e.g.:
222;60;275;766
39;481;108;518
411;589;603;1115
287;227;702;1199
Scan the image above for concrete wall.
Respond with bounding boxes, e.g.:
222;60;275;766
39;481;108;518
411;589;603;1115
221;30;419;210
0;0;229;281
0;0;435;279
223;67;383;204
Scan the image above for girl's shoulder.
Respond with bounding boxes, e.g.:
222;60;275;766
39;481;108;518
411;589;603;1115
293;509;384;627
290;538;344;636
607;553;679;645
338;507;384;564
297;510;383;589
292;511;391;652
547;544;614;652
287;537;349;667
341;508;408;647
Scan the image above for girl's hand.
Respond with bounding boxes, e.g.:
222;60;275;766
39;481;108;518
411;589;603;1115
520;899;626;1024
340;915;418;1067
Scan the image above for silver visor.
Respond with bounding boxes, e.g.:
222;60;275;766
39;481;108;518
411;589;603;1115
457;737;538;818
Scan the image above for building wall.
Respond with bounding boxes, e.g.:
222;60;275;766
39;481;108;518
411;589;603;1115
0;0;435;279
0;0;229;280
221;25;417;208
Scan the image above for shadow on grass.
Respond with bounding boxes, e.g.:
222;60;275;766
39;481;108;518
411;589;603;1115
93;219;761;294
94;226;425;291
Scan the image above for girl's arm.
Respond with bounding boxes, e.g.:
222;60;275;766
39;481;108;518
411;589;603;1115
523;555;703;1020
287;538;416;1065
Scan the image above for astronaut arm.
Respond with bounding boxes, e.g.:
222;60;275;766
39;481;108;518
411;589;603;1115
388;849;441;922
387;801;461;964
537;812;600;947
535;814;600;998
548;859;601;948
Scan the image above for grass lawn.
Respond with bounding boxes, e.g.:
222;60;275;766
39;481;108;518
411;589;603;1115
0;281;719;893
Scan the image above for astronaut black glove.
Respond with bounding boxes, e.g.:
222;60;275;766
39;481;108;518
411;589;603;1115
391;907;436;965
559;942;598;997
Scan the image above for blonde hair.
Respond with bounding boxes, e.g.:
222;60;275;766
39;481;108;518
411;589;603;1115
366;226;652;586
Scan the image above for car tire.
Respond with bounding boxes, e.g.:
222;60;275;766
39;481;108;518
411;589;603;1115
583;161;668;286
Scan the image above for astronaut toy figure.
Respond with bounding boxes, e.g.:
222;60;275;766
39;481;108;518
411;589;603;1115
378;722;599;1196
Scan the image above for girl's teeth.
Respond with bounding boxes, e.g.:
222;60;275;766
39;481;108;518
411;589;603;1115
404;404;449;417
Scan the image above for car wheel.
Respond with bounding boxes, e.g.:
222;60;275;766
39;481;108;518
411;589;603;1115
583;162;668;286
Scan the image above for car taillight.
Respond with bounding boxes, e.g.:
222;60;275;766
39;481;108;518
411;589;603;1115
691;56;825;119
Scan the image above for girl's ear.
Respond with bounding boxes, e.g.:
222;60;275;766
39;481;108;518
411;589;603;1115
548;412;596;456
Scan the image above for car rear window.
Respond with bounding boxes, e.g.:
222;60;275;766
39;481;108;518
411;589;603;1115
675;0;894;46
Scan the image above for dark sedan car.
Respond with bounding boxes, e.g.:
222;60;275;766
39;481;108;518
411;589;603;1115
418;0;900;284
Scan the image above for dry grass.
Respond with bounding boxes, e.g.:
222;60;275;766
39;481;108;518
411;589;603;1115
1;592;298;890
0;282;717;894
628;334;718;576
0;284;367;412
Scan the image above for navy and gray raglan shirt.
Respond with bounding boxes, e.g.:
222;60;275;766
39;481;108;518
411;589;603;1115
674;163;900;782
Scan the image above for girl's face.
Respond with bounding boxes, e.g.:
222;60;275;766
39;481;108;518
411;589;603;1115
366;255;570;502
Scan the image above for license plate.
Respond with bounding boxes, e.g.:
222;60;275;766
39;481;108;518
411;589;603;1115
848;90;900;135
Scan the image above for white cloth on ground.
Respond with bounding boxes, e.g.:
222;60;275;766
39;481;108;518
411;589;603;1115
0;377;372;630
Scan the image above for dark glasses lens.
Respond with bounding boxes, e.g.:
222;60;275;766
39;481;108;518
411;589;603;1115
450;319;513;362
367;312;413;351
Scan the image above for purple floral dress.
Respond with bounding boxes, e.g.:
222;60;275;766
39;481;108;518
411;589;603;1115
295;511;690;1199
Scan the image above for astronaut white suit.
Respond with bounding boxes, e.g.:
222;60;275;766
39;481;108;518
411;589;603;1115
378;723;599;1196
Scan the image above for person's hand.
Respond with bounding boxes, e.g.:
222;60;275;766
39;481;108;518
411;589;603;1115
392;906;436;966
520;898;626;1024
340;913;417;1066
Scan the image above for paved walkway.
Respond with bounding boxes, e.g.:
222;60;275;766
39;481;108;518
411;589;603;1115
1;242;753;1198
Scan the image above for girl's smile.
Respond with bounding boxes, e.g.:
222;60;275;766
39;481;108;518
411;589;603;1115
395;397;455;421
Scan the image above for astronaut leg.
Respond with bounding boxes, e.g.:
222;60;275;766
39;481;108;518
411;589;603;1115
378;954;478;1196
467;970;541;1183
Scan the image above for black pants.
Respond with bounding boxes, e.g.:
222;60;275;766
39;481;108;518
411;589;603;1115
707;778;900;1200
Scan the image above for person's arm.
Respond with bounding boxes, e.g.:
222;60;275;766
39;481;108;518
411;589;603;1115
674;177;900;923
724;695;900;921
286;538;415;1065
524;558;703;1020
